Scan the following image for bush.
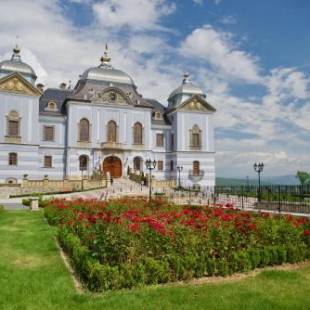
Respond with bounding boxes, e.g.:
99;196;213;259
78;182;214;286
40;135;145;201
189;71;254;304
45;198;310;291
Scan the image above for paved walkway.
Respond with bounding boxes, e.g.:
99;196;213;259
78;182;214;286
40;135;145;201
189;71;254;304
1;179;310;218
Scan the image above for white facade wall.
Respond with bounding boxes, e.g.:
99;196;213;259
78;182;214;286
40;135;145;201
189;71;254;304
0;85;216;188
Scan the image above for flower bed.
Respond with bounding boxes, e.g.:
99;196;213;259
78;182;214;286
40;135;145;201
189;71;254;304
44;198;310;291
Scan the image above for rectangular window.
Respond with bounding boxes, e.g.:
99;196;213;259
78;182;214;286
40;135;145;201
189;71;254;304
44;155;52;168
157;160;163;171
8;120;19;136
8;153;17;166
156;133;164;147
192;133;201;148
171;133;174;150
43;126;55;141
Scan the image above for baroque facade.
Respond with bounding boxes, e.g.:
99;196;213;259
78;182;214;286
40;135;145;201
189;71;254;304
0;46;216;188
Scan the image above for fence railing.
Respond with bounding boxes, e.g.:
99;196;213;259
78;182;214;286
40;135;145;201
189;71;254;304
214;185;310;214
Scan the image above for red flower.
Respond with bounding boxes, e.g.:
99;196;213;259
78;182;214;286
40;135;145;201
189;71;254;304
304;230;310;236
128;223;140;233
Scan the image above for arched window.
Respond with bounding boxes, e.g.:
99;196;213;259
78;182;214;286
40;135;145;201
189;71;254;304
190;125;201;149
8;153;17;166
133;157;142;171
47;101;57;111
133;122;143;144
7;111;20;137
79;155;88;171
107;120;117;142
170;160;174;171
193;161;200;176
79;118;90;142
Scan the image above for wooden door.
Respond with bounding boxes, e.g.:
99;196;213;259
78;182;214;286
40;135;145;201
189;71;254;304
102;156;122;178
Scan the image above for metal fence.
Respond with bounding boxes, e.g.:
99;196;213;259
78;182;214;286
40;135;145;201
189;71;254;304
214;185;310;214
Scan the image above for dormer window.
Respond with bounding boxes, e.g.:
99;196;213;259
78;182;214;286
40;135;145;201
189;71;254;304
152;111;161;120
46;101;57;111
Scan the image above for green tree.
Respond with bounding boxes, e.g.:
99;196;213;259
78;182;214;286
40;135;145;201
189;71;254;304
296;171;310;185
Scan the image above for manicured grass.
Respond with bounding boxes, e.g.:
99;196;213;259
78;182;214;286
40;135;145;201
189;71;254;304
0;210;310;310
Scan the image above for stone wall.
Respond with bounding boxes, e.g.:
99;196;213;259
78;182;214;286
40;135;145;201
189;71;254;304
21;176;107;194
146;178;176;189
0;184;21;199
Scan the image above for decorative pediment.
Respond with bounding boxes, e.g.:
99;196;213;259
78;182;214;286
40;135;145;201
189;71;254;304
179;95;216;113
92;87;132;105
0;73;41;96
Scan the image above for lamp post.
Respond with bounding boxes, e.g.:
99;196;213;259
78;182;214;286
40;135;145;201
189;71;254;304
176;166;183;189
254;162;264;202
145;159;156;201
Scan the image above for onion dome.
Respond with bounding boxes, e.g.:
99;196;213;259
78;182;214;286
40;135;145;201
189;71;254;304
0;45;37;84
80;45;135;85
168;74;205;108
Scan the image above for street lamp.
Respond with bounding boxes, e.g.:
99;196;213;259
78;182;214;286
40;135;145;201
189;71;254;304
254;162;264;202
176;166;183;189
145;159;157;200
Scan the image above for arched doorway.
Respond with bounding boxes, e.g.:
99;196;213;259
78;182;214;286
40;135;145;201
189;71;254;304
102;156;122;178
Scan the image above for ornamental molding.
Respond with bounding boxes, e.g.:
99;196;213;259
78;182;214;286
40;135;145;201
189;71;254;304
180;96;216;113
91;87;133;105
0;72;41;96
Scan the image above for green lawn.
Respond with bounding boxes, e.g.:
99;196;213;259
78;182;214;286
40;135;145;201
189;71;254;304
0;211;310;310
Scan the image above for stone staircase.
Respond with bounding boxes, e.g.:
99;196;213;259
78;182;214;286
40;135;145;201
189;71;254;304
106;178;149;198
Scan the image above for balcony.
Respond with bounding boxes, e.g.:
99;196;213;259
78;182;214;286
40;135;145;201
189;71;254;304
189;144;202;150
5;135;21;144
101;142;125;150
189;170;204;182
132;143;145;150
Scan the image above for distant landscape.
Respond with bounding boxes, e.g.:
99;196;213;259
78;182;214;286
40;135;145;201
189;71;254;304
216;175;300;186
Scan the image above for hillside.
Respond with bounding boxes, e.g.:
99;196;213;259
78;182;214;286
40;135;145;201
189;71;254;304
216;175;299;186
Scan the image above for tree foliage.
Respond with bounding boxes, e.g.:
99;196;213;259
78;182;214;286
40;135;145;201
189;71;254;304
296;171;310;185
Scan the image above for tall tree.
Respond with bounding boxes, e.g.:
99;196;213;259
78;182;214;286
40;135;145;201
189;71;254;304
296;171;310;185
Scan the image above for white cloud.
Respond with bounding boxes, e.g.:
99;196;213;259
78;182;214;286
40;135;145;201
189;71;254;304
0;0;309;177
193;0;203;5
220;15;237;25
92;0;176;31
180;25;262;83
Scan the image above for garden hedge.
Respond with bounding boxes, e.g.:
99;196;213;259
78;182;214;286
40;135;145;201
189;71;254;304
44;198;310;291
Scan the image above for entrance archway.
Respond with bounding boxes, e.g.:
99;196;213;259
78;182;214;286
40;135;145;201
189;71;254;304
102;156;122;178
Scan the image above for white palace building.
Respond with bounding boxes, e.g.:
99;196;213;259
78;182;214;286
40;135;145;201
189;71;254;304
0;46;216;188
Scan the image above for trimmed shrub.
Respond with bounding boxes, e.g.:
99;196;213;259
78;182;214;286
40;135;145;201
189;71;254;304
44;198;310;291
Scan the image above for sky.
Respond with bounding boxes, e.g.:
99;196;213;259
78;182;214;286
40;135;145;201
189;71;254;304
0;0;309;178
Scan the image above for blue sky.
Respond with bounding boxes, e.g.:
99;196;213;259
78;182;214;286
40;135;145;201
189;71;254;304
0;0;309;178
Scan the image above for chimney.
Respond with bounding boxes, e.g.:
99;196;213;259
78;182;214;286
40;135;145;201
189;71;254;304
36;83;44;92
59;82;67;90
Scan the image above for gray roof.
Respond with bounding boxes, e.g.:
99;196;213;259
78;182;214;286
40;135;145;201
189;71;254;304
39;88;72;116
0;46;37;83
70;79;153;108
80;47;135;86
168;81;204;100
81;64;135;85
145;99;171;126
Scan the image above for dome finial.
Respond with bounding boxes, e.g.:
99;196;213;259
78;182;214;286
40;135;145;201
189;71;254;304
100;43;111;66
182;73;190;84
11;44;21;62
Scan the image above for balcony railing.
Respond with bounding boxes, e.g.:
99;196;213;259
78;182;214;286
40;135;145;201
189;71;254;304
101;142;125;150
5;135;21;144
189;170;204;182
189;144;202;150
